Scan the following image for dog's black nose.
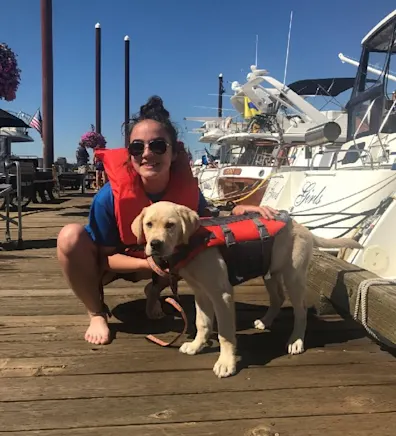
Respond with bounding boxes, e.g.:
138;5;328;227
150;239;163;251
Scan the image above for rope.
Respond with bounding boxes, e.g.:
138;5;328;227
210;182;256;202
210;174;272;205
230;175;271;204
354;278;396;348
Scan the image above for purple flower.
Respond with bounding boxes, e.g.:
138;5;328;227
0;43;21;102
80;124;107;148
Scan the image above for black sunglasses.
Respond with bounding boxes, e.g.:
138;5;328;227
128;139;170;157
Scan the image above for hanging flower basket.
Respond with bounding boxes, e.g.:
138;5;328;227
79;124;107;149
0;43;21;102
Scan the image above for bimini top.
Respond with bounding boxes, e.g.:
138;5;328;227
361;9;396;52
287;77;355;97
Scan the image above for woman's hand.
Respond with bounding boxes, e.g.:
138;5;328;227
232;204;279;220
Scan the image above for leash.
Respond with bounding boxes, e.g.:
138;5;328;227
145;256;188;347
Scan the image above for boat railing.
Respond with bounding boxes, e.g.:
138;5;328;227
352;97;378;147
375;98;396;156
348;95;396;168
0;110;32;137
310;148;374;170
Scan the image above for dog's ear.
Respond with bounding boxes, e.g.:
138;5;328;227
177;205;200;245
131;207;147;244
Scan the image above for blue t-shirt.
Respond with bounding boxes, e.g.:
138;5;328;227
84;182;208;247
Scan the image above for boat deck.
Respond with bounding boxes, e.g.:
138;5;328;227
1;191;396;435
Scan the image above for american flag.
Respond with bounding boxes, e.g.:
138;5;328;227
29;108;42;136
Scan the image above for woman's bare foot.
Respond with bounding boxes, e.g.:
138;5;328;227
85;315;111;345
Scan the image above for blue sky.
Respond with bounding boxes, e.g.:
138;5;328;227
1;0;395;162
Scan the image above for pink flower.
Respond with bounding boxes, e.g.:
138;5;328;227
80;124;107;148
0;43;21;102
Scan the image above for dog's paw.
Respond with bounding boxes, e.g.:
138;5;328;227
254;319;266;330
146;301;166;320
179;340;205;355
287;338;304;355
213;355;236;378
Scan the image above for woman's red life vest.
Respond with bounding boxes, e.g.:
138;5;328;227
94;147;200;254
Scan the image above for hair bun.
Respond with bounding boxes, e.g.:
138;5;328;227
140;95;170;120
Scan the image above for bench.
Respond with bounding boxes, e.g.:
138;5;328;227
0;159;56;211
58;171;95;194
0;163;23;249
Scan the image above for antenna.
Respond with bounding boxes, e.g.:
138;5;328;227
255;34;259;66
283;11;293;85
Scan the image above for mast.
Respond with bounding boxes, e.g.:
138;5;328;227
218;73;224;117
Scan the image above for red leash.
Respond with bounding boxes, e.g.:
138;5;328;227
145;297;188;347
146;256;187;347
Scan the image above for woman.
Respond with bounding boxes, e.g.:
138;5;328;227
93;145;107;191
57;96;277;345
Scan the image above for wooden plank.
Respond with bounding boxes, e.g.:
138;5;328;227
0;288;150;297
0;343;392;378
0;316;369;358
0;331;373;359
1;385;396;432
0;280;268;296
0;363;396;402
0;268;265;290
0;314;364;337
0;315;93;327
0;290;283;316
307;250;396;346
0;310;360;327
1;413;394;436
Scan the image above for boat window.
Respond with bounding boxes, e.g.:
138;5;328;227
340;141;366;165
346;22;396;139
237;145;256;165
380;30;396;133
349;99;372;137
366;18;396;53
361;21;396;96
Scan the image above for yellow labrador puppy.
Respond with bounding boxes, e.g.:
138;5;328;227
132;201;362;378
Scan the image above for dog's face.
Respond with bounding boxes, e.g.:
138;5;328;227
131;201;200;256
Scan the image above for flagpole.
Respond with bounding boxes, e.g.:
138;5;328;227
28;107;40;125
40;0;54;169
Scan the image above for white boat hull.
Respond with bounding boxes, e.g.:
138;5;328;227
261;168;396;240
343;193;396;278
193;166;222;200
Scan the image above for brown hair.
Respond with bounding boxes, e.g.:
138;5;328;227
124;95;187;166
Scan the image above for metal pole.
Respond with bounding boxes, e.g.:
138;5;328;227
95;23;101;133
40;0;54;169
15;161;23;246
124;35;130;147
218;73;224;118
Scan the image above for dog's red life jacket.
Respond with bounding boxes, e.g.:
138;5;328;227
152;211;290;286
94;147;200;257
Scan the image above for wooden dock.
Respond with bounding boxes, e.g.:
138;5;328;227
1;191;396;435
